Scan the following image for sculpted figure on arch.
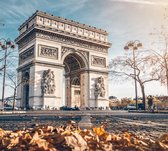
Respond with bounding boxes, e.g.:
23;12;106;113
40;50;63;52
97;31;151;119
94;76;105;99
41;69;55;95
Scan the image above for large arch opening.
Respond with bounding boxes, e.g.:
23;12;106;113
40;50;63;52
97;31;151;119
63;53;86;107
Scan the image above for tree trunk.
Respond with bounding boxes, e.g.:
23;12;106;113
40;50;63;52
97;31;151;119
140;84;146;110
164;56;168;94
13;88;16;111
166;66;168;94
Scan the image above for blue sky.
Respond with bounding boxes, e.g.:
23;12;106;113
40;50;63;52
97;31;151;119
0;0;168;98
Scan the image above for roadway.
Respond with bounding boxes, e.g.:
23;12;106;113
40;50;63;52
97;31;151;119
0;110;167;132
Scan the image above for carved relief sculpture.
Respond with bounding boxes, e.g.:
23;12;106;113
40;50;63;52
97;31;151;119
92;55;106;67
39;45;58;59
94;76;105;99
41;69;55;95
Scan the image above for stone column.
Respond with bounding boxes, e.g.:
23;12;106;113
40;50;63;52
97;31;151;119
80;71;89;107
16;71;22;107
65;76;71;107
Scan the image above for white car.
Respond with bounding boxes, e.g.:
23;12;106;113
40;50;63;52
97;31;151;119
127;104;136;110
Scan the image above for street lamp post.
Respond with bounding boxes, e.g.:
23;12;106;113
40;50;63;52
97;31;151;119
0;39;15;110
124;40;142;110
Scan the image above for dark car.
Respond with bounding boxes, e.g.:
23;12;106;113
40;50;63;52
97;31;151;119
60;106;80;111
60;106;73;111
72;107;80;111
138;103;145;110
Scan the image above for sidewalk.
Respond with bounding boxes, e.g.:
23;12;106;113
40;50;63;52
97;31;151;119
128;110;168;114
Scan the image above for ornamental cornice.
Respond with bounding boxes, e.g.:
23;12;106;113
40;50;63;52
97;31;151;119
16;24;111;49
18;10;108;35
87;69;108;75
17;32;36;50
15;23;35;45
17;60;64;72
34;25;111;47
35;29;109;53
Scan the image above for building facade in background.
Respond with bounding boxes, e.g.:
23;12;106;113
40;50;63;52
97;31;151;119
15;11;111;109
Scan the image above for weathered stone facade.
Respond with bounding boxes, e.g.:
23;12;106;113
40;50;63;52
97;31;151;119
15;10;111;109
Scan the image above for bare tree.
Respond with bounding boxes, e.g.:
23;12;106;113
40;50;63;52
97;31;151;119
0;50;14;72
4;51;25;110
6;72;20;110
6;71;34;110
109;51;160;110
149;8;168;93
149;50;168;92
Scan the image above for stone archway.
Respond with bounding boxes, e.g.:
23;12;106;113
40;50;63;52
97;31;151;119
16;11;111;109
63;53;86;107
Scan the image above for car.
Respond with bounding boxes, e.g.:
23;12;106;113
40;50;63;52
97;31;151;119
60;106;80;111
85;107;92;110
138;103;145;110
72;107;80;111
60;106;73;111
127;104;136;110
0;106;19;111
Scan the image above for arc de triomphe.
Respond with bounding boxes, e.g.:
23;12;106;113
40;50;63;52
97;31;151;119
15;11;111;109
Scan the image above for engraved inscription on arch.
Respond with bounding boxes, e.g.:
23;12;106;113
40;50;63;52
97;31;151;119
38;45;58;59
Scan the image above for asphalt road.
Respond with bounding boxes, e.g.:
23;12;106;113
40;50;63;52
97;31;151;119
0;110;167;133
0;110;167;123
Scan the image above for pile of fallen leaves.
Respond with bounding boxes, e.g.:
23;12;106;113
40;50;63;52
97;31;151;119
0;122;168;151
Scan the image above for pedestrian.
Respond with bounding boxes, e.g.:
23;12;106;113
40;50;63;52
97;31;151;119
147;95;153;111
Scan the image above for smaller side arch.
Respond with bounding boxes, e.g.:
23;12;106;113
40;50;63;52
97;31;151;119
71;76;80;85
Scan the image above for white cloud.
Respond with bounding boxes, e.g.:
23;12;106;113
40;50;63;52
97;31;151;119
47;0;88;18
0;0;52;25
110;0;168;5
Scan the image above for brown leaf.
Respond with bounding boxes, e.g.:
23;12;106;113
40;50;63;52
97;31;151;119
159;134;168;143
7;137;19;149
64;132;88;151
23;132;32;140
157;141;168;150
0;128;5;137
93;126;105;136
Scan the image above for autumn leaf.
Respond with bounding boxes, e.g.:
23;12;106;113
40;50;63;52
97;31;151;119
0;126;167;151
29;131;40;144
23;132;32;140
7;137;19;149
93;126;105;136
159;134;168;143
0;128;5;137
157;141;168;150
64;132;88;151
